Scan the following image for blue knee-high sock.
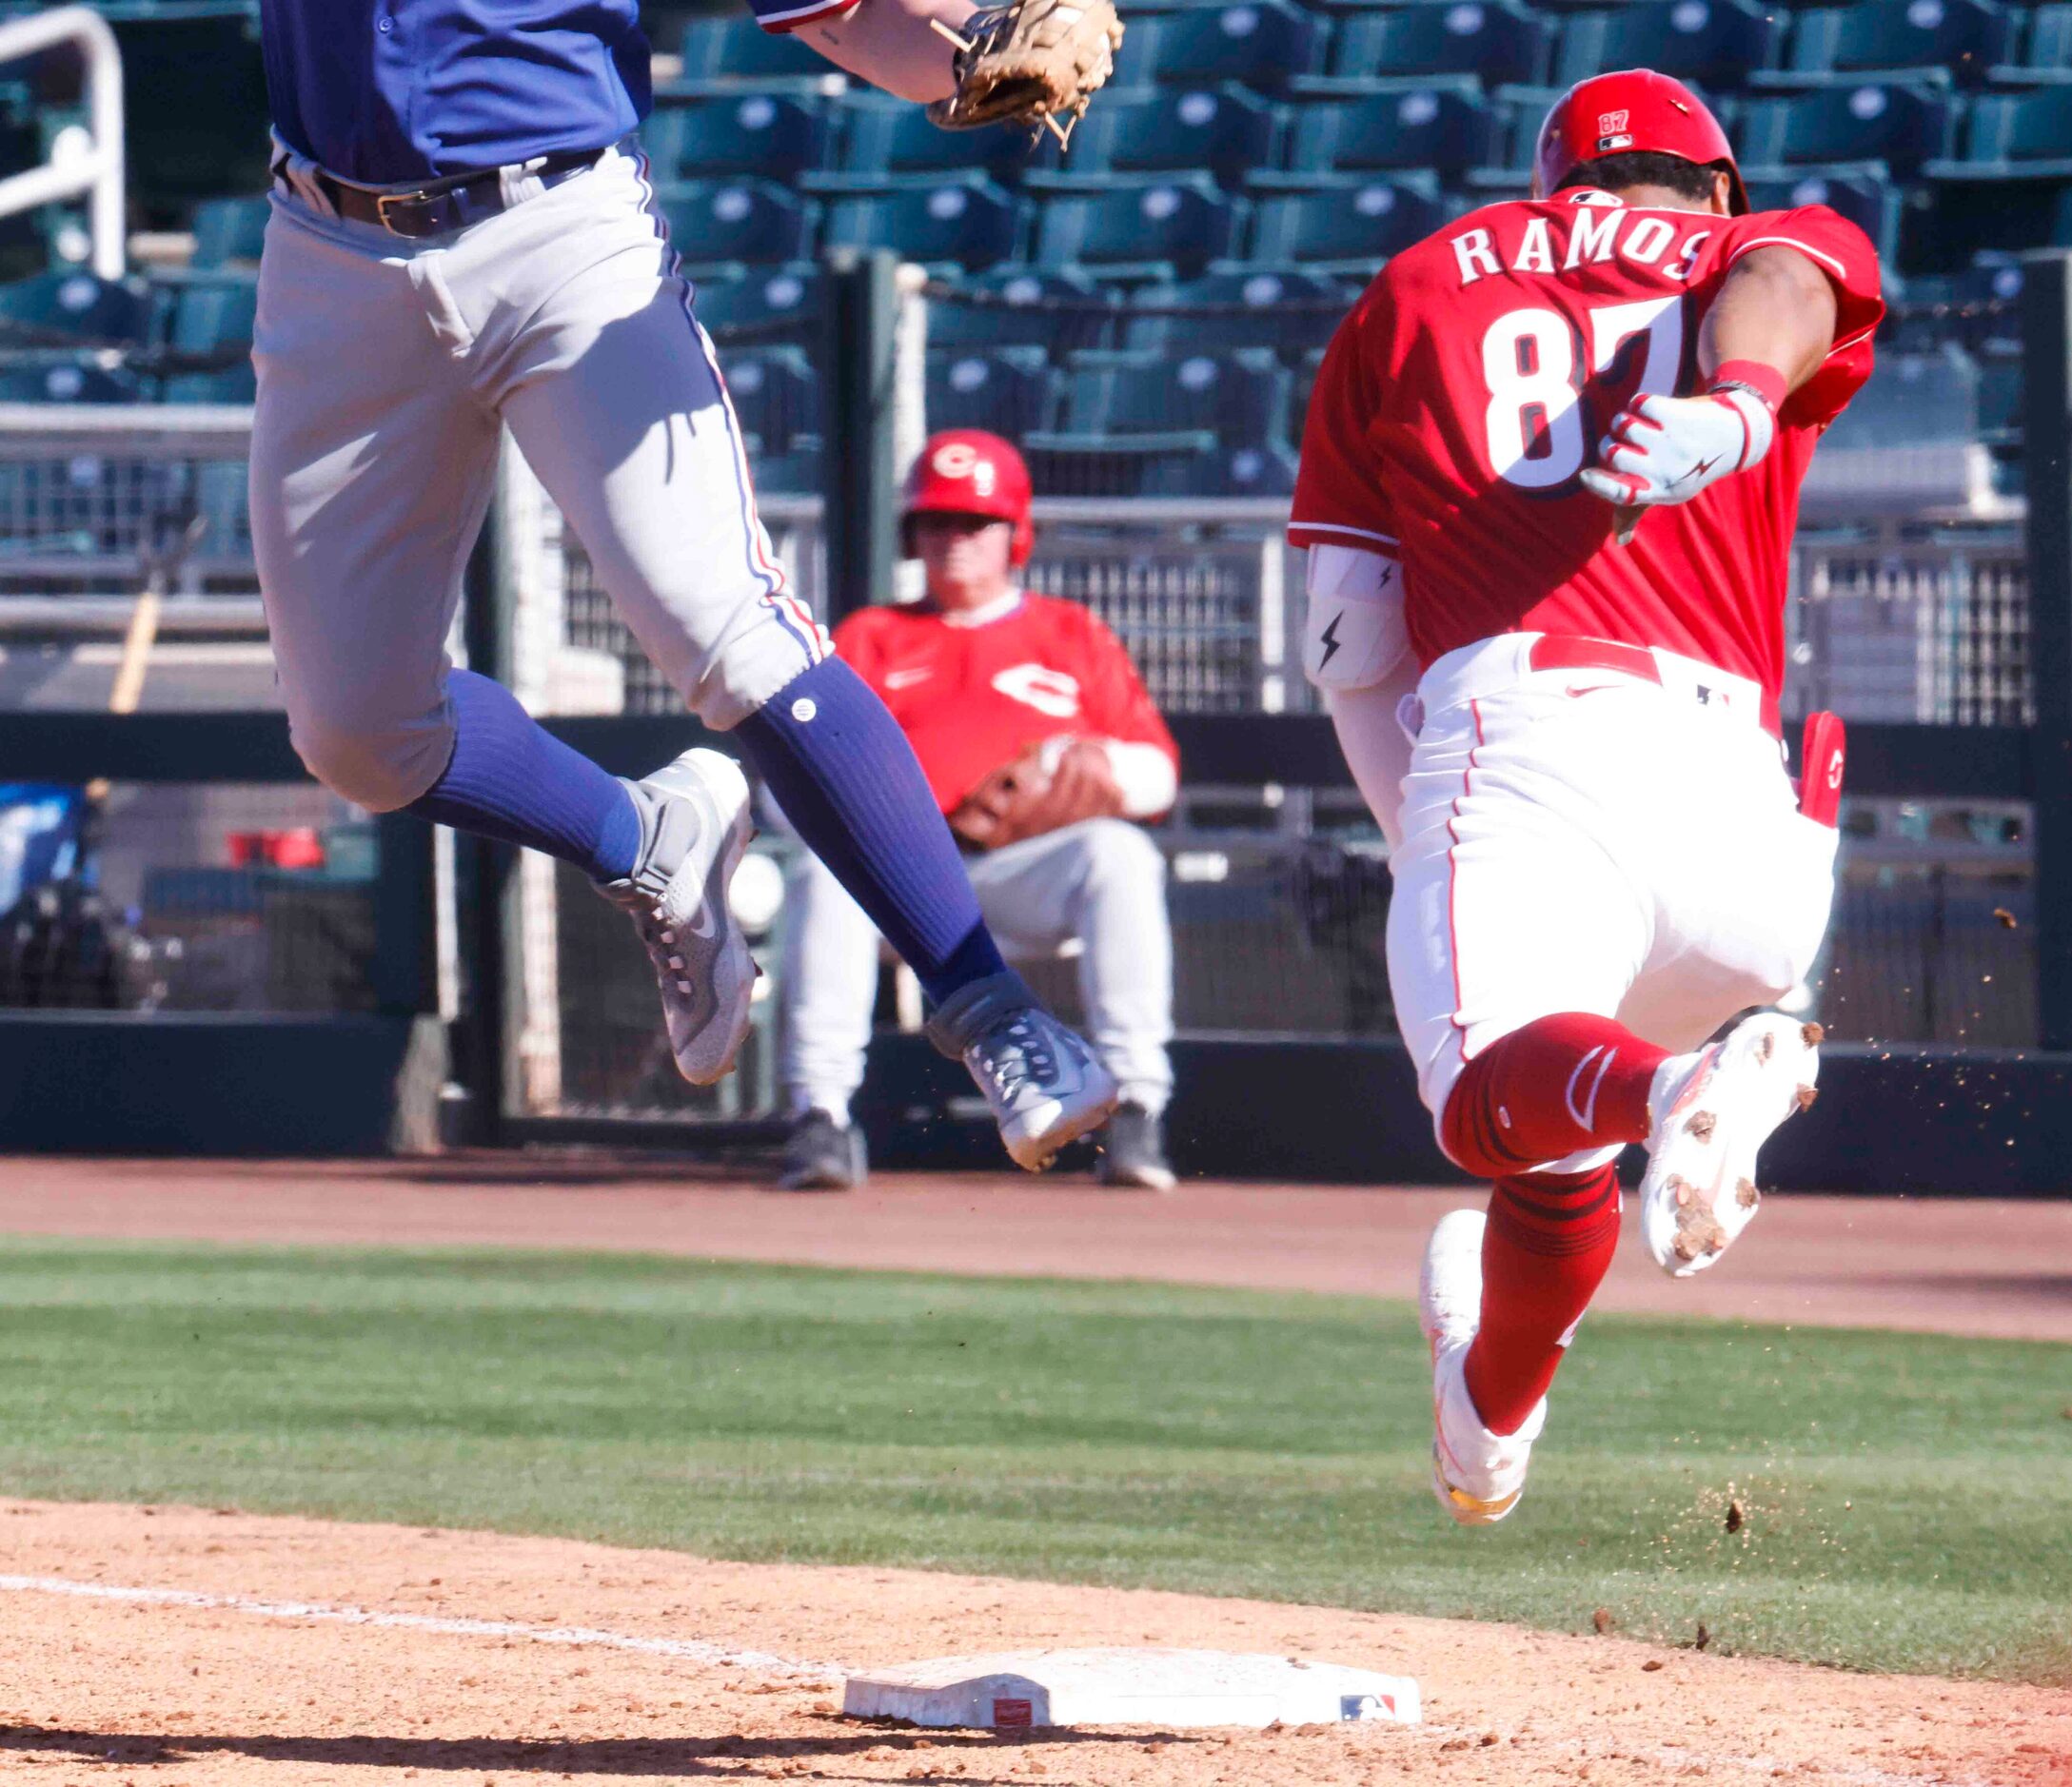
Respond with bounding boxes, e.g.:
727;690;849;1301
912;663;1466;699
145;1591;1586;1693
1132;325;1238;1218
734;657;1008;1007
405;669;642;880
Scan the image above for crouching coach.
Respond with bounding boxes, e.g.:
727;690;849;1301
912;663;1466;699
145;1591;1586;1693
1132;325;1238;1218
777;430;1181;1190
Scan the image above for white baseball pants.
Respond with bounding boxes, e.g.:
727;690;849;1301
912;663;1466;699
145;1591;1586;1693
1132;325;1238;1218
780;817;1174;1120
250;142;825;812
1386;635;1839;1171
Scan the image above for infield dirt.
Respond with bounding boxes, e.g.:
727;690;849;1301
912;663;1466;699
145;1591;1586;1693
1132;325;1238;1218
1;1499;2068;1787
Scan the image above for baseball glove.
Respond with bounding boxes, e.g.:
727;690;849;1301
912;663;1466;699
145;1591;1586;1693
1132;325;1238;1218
925;0;1125;144
950;738;1125;851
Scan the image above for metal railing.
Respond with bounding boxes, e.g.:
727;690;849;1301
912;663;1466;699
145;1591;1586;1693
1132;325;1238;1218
0;9;126;281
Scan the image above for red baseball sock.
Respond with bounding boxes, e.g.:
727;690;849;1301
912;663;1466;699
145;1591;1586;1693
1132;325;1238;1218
1440;1012;1667;1178
1464;1164;1622;1436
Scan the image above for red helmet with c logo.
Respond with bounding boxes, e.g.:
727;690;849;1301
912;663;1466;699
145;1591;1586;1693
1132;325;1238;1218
901;428;1035;567
1533;69;1748;215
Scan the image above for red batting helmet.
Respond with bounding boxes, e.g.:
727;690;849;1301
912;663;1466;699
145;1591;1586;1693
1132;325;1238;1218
901;428;1035;567
1533;69;1748;216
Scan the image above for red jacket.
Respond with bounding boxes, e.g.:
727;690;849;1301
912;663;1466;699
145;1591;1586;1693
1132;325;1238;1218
835;593;1179;815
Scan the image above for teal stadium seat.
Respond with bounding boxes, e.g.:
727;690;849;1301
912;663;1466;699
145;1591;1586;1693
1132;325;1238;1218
1742;165;1904;262
1737;82;1956;171
1976;338;2023;442
1945;257;2025;351
160;275;257;403
1820;344;1981;449
925;345;1057;436
0;363;140;403
1776;0;2012;88
1944;83;2072;175
1034;176;1244;276
1551;2;1786;92
641;92;832;182
167;277;257;354
690;265;820;333
1063;344;1291;442
2004;5;2072;81
0;271;150;346
716;344;820;456
1054;86;1280;185
923;266;1118;353
1024;345;1290;494
823;177;1022;269
1248;176;1448;273
659;181;815;267
162;368;255;403
1323;2;1553;88
1142;439;1300;497
819;93;1052;188
1281;79;1501;178
673;15;839;88
1123;267;1359;358
190;196;270;268
1132;2;1327;91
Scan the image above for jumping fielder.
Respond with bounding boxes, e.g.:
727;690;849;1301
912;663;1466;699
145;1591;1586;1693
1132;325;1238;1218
1291;71;1883;1522
248;0;1122;1168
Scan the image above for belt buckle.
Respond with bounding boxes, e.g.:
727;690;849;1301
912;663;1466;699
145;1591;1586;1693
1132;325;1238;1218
373;188;431;234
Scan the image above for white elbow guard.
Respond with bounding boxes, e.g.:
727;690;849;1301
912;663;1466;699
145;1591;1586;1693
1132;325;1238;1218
1302;544;1410;693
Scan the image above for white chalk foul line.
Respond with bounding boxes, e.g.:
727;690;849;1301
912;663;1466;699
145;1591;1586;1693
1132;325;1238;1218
0;1573;844;1681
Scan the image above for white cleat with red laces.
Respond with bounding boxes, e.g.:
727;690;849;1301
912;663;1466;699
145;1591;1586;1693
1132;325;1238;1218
1639;1011;1822;1278
1417;1208;1545;1526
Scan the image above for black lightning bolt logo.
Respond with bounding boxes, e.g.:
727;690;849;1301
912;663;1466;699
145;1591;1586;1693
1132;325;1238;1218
1318;610;1345;670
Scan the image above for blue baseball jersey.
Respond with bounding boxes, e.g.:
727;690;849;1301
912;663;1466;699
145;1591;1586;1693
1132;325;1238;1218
260;0;654;184
260;1;846;184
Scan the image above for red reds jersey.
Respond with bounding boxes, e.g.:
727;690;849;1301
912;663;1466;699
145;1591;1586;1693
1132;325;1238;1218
834;594;1179;813
1291;195;1884;698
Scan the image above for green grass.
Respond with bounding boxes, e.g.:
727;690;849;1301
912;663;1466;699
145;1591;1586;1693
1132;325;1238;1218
0;1240;2066;1683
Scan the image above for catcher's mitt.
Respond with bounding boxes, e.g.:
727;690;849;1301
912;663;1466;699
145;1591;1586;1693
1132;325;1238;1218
926;0;1124;144
950;738;1125;851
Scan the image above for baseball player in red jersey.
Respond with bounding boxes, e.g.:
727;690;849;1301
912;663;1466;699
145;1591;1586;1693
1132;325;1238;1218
779;431;1182;1190
1291;70;1884;1523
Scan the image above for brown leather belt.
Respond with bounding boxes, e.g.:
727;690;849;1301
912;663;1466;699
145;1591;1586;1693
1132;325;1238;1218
313;148;604;240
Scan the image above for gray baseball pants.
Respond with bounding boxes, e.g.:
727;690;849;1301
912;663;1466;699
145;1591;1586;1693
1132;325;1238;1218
780;817;1175;1121
250;141;825;812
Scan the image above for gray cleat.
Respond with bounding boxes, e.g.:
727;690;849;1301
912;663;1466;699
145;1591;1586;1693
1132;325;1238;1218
594;747;756;1086
924;971;1119;1171
778;1108;868;1191
1095;1102;1177;1190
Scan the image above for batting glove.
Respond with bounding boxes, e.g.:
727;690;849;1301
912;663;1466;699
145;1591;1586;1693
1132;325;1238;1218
1579;361;1787;512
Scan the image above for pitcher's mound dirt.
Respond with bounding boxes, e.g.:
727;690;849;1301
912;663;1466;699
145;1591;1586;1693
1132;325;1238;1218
0;1502;2063;1787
